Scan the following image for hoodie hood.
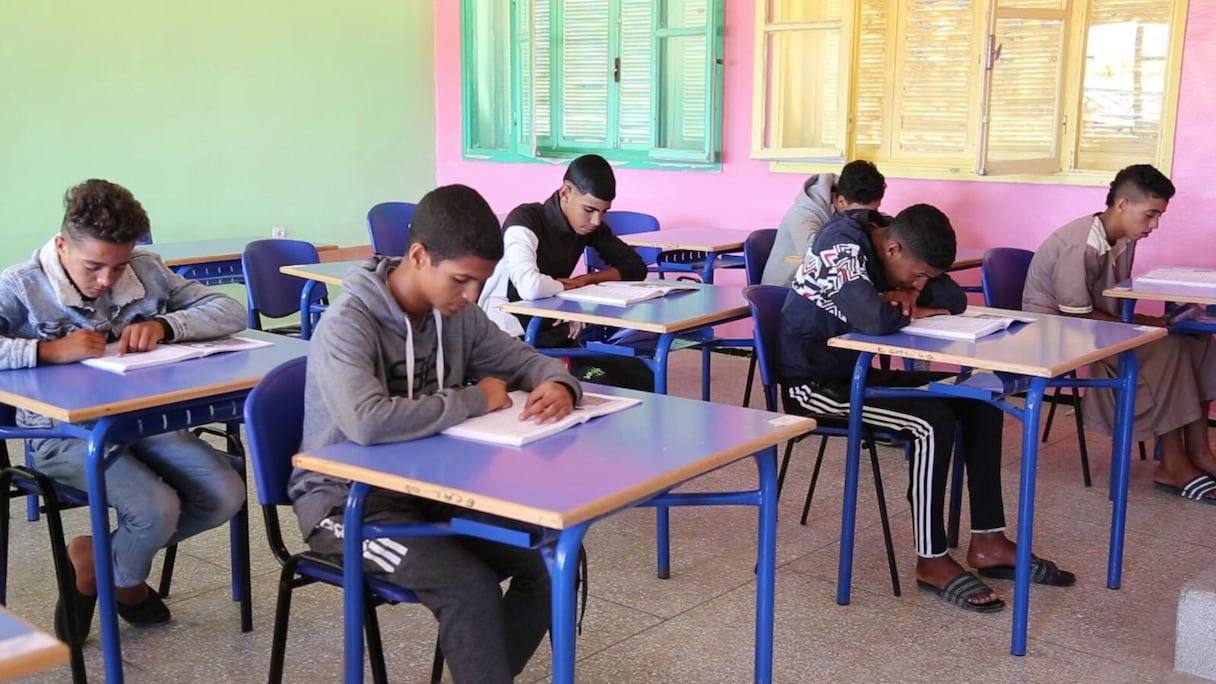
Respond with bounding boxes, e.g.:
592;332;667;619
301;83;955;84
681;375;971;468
342;255;411;333
794;174;836;222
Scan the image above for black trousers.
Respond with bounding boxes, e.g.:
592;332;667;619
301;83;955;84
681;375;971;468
782;370;1006;557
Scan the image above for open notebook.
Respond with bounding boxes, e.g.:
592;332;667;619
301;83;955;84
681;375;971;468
81;335;274;374
1134;266;1216;289
555;282;697;307
441;391;641;447
899;312;1035;341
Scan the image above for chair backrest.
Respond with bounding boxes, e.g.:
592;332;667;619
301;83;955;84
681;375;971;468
367;202;416;257
980;247;1035;310
744;229;778;286
243;357;308;508
242;239;328;326
137;231;153;245
585;210;661;272
742;284;790;412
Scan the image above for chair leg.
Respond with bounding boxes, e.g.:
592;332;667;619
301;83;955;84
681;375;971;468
1042;385;1065;443
799;436;831;526
268;564;297;684
158;544;178;598
365;599;389;684
1071;388;1092;487
1138;441;1148;461
866;441;900;597
741;353;758;408
41;487;88;684
429;639;445;684
775;441;795;499
0;469;13;605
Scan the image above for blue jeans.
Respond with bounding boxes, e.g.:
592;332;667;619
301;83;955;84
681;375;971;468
30;430;246;588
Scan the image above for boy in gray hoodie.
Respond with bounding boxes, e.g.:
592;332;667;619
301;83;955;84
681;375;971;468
288;184;581;684
0;179;247;642
761;160;887;286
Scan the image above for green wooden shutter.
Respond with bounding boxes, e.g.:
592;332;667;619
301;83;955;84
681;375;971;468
650;0;723;163
618;0;653;149
461;0;515;156
553;0;612;148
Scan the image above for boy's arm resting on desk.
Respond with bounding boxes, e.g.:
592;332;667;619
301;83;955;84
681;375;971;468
153;259;246;341
918;273;967;314
466;309;583;403
588;224;647;281
0;297;38;370
504;226;564;300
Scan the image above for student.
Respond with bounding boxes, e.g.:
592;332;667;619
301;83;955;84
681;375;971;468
478;153;655;390
760;160;887;286
0;179;247;641
777;203;1075;613
287;184;580;684
1023;164;1216;504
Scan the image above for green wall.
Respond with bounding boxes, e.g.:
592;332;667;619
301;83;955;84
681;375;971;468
0;1;435;268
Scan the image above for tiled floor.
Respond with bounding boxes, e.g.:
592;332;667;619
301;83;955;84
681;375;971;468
5;351;1214;683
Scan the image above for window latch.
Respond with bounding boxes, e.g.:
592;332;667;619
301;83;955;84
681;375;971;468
613;56;621;83
986;35;1003;71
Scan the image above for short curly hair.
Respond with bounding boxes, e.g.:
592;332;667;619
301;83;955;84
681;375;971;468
61;179;150;244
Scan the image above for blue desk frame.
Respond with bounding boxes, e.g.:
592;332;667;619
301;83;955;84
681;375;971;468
829;313;1163;656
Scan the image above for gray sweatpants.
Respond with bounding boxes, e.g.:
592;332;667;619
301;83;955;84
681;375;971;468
307;490;550;684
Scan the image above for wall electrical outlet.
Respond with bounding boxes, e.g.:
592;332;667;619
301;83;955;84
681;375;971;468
271;226;288;238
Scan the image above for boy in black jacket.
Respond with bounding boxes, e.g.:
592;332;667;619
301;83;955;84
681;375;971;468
777;203;1075;613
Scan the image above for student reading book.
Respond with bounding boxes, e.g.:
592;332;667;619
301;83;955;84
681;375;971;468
287;184;581;683
443;390;641;446
0;179;248;643
555;281;697;307
81;334;272;373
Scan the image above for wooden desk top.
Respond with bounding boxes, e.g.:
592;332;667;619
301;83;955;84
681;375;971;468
828;306;1167;378
783;246;986;269
0;331;309;423
0;607;69;681
294;386;814;529
1104;278;1216;307
150;238;338;267
280;260;365;287
499;283;750;334
619;228;748;253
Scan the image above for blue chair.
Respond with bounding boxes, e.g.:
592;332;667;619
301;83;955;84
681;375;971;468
242;239;329;340
243;358;443;684
367;202;416;258
584;210;662;273
743;284;901;595
737;229;778;407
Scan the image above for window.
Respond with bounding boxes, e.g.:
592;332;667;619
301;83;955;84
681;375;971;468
752;0;1187;184
462;0;725;169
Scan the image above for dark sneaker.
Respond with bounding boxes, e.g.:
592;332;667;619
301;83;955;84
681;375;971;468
116;586;172;627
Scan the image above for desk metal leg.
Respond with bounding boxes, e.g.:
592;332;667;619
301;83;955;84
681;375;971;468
86;420;124;684
300;280;318;340
1011;377;1048;656
1107;349;1138;590
700;251;718;284
654;331;677;579
544;524;590;684
1119;298;1135;324
753;445;778;684
837;352;873;605
343;482;371;684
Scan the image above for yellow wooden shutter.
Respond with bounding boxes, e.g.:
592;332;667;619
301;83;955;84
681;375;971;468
853;0;890;153
1075;0;1175;171
977;0;1068;175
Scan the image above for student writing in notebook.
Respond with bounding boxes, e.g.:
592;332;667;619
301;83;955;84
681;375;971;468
777;203;1076;613
1023;164;1216;505
288;184;581;684
478;153;656;390
0;179;247;642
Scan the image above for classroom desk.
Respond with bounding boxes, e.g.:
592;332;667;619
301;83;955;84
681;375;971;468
499;283;750;397
0;607;69;681
292;385;815;684
1105;277;1216;329
827;307;1165;655
152;238;337;286
0;331;309;683
619;228;747;283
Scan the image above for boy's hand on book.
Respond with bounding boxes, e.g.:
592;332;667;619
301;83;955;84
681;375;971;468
38;329;105;364
882;289;920;316
116;321;167;355
520;381;575;424
911;306;951;320
476;377;513;413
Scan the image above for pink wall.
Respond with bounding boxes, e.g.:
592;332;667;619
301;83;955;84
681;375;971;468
434;2;1216;273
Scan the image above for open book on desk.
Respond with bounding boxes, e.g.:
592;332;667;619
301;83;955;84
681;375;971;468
1134;266;1216;289
899;312;1036;342
555;281;698;307
81;335;274;374
441;391;642;447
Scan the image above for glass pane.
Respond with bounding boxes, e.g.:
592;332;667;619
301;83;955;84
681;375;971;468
655;34;708;151
986;18;1064;161
466;0;512;150
767;0;840;23
763;29;839;150
660;0;708;30
619;0;653;147
561;0;611;143
1077;1;1171;169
